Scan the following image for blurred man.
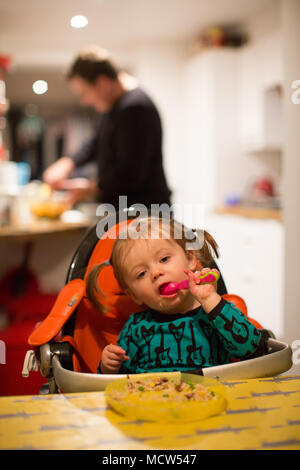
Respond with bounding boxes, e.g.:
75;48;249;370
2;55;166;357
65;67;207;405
43;45;171;209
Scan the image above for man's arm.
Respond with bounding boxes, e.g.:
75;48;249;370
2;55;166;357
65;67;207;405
70;134;99;167
43;117;101;188
43;156;75;188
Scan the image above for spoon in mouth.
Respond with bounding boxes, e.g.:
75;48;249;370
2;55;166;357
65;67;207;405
160;271;219;295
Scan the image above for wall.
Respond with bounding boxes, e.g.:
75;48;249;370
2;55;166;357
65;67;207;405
130;2;283;215
133;40;188;206
183;48;240;213
236;0;283;200
281;0;300;348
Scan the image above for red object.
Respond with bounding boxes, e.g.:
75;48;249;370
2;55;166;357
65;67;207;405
0;291;57;397
0;144;8;161
0;321;47;397
0;290;57;396
0;267;39;307
160;272;218;295
28;280;85;346
6;292;57;324
253;178;274;197
0;242;58;396
0;55;12;73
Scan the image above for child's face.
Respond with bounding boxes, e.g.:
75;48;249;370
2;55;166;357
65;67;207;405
121;238;200;314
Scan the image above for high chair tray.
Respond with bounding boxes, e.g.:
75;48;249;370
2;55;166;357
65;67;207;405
51;338;292;393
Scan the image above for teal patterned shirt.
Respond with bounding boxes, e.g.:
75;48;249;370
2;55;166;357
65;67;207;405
98;299;267;374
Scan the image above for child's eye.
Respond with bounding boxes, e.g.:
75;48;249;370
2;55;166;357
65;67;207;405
136;271;146;279
160;256;170;263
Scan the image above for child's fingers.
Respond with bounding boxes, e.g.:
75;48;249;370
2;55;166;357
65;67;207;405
105;355;129;367
184;268;195;279
107;353;122;361
106;344;126;355
106;357;124;367
188;270;204;285
184;269;197;288
107;352;129;362
184;268;219;288
106;345;129;359
211;268;220;277
198;267;211;277
201;268;219;284
108;354;129;363
105;345;129;362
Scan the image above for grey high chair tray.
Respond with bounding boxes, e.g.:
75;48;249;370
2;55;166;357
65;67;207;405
48;338;292;394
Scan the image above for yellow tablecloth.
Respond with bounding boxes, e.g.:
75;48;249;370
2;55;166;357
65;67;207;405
0;376;300;450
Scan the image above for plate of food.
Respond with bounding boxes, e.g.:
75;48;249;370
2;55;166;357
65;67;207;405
105;372;227;422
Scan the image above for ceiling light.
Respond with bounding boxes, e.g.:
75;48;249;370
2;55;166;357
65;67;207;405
70;15;88;28
32;80;48;95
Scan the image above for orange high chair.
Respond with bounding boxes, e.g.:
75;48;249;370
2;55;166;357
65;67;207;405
23;213;292;394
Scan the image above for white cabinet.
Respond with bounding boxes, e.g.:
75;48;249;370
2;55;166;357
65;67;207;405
183;41;283;210
237;31;283;151
183;49;240;209
205;214;284;339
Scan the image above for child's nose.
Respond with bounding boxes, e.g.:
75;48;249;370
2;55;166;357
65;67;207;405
151;268;163;282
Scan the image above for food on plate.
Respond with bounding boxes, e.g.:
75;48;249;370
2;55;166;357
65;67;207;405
115;376;215;402
105;372;226;422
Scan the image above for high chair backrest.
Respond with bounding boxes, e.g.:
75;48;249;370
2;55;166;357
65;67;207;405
66;216;146;373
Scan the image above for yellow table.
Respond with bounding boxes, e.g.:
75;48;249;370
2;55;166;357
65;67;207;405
0;376;300;450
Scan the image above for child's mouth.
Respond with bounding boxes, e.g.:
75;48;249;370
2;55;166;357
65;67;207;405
159;283;178;298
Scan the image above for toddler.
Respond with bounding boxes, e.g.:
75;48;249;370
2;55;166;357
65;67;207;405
86;217;267;374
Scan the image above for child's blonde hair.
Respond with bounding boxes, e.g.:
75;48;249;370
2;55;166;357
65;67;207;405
86;216;219;313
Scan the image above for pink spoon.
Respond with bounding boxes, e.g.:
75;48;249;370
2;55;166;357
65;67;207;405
160;271;219;295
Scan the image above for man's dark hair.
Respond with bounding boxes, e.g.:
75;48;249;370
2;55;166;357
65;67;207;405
67;45;119;83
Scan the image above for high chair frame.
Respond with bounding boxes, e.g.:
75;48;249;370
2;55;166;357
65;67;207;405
24;212;293;394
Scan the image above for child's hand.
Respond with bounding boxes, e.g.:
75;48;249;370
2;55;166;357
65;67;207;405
100;344;129;374
184;268;221;314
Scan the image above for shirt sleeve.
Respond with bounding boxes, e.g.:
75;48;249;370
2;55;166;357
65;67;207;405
206;298;268;360
117;314;140;374
70;117;103;167
70;135;98;167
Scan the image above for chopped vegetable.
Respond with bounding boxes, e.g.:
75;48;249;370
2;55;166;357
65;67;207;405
186;382;195;390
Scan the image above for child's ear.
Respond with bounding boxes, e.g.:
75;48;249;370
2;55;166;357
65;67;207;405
124;288;143;305
186;251;202;271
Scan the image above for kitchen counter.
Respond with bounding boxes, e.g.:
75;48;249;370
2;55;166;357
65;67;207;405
214;205;282;221
0;220;92;242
